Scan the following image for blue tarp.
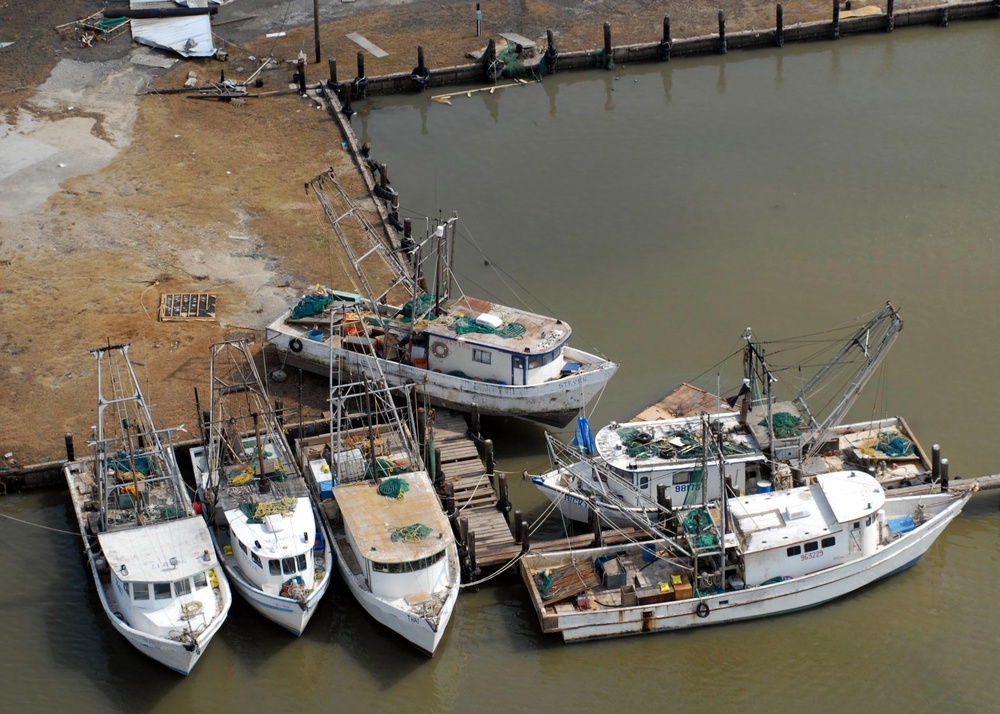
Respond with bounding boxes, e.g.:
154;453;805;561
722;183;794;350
887;514;916;534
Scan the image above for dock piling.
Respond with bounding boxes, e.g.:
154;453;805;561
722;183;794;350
327;58;338;87
64;433;74;462
602;22;614;69
719;11;728;53
355;51;367;98
932;444;941;483
513;509;523;543
941;458;950;492
484;438;495;475
776;4;785;46
476;2;482;37
660;15;672;60
545;29;559;71
468;530;479;582
887;0;895;31
939;6;949;25
832;0;841;39
519;520;530;553
497;473;510;525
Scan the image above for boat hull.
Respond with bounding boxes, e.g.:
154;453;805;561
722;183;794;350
532;472;657;528
266;318;617;428
333;540;460;655
521;492;969;642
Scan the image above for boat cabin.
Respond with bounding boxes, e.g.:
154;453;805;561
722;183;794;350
99;518;220;637
731;471;885;586
332;471;454;599
595;414;767;505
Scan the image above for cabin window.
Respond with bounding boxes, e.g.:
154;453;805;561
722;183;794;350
251;552;262;568
153;583;172;600
528;352;556;369
639;476;650;490
193;572;208;589
297;554;307;571
238;539;248;555
804;541;819;553
133;582;150;601
822;536;836;548
174;579;192;597
122;582;130;596
269;560;281;576
673;473;691;486
472;349;492;365
282;557;297;575
786;546;801;557
865;515;875;527
371;549;446;573
853;522;860;529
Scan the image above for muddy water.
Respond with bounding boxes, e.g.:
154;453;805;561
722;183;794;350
3;22;1000;713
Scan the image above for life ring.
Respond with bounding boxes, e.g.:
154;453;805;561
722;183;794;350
289;338;304;353
696;601;710;618
431;341;449;359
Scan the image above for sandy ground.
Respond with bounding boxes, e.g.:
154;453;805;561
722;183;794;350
0;0;928;467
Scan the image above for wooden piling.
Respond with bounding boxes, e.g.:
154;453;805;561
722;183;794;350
471;404;481;439
476;2;482;37
589;498;603;547
64;433;74;462
832;0;840;39
379;162;388;193
513;509;523;543
932;444;941;482
497;473;510;525
886;0;895;31
660;15;672;60
545;29;559;71
328;58;338;85
941;458;950;492
355;51;366;98
939;6;949;25
434;446;443;483
484;438;495;474
519;520;530;553
459;515;469;545
718;11;727;53
468;530;478;580
602;22;614;69
296;58;306;94
313;0;321;63
776;3;785;46
445;480;456;515
417;46;426;75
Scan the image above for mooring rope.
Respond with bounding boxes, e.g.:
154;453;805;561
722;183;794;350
0;512;84;538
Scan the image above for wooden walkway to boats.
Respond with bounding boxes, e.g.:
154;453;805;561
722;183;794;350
430;409;651;583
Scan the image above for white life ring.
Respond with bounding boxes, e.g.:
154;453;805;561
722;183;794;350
431;341;449;359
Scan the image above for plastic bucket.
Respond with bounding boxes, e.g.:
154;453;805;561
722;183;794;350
306;328;324;342
641;544;657;563
756;480;772;493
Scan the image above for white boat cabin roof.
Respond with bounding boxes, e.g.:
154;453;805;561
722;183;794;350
596;413;765;470
225;495;315;560
97;516;216;583
731;471;885;555
419;296;572;355
334;470;454;563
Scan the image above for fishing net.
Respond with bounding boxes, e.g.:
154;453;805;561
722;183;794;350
449;315;526;339
291;293;334;319
377;476;409;499
399;293;438;321
875;432;914;457
239;497;298;523
759;412;802;439
390;523;432;542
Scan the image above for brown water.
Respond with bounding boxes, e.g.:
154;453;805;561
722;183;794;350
3;22;1000;713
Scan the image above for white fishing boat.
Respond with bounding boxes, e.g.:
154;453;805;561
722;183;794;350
63;343;231;675
533;304;928;526
265;169;617;428
297;379;460;656
190;338;332;636
522;468;970;642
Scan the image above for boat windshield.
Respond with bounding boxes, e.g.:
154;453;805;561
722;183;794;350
371;548;446;574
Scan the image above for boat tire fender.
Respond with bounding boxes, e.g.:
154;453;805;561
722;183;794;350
431;341;449;359
696;601;710;618
289;338;304;353
635;432;653;445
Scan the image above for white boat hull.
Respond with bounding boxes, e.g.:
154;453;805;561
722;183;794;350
266;318;617;428
333;540;460;655
532;471;657;528
522;492;969;642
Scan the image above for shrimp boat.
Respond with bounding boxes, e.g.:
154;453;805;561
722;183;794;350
190;338;333;636
533;304;928;527
296;371;460;655
265;169;617;428
522;456;970;642
63;343;231;675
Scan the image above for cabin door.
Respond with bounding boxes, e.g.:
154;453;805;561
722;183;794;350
511;355;526;386
849;522;863;554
